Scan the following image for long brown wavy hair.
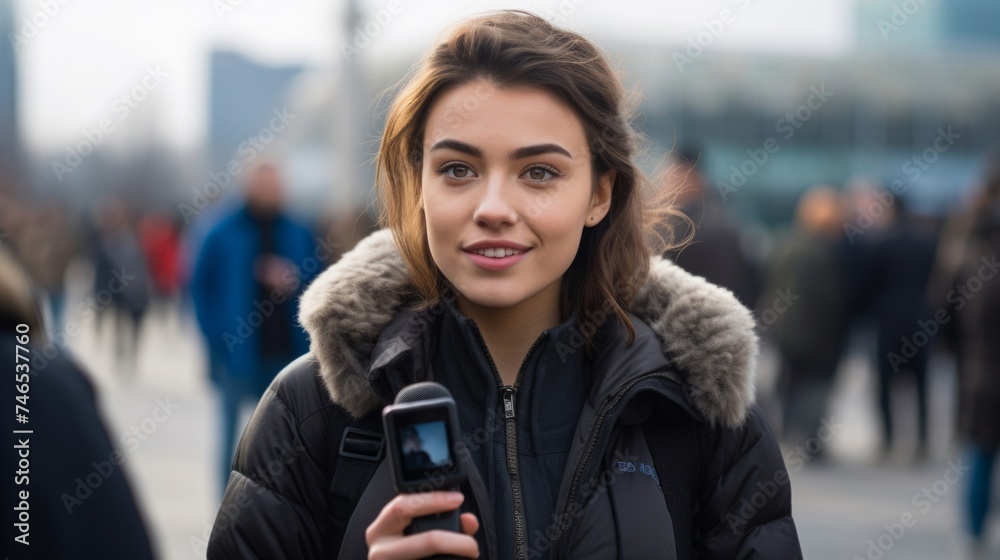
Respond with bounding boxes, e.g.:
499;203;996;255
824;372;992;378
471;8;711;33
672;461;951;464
375;10;685;354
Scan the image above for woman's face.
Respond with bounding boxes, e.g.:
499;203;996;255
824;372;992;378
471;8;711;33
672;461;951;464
420;80;613;312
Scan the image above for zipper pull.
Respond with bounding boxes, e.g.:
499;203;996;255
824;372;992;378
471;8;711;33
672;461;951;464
503;387;516;419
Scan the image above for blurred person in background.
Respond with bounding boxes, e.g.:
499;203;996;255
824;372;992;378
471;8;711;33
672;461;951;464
91;195;152;375
861;194;937;463
929;154;1000;556
9;203;78;332
841;180;894;328
138;210;185;327
0;199;76;332
662;144;757;307
763;186;850;456
0;240;155;560
190;161;318;495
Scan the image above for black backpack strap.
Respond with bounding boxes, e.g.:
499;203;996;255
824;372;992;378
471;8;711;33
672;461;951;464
643;416;699;560
326;408;385;550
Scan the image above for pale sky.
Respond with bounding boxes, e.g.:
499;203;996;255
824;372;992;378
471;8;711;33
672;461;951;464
13;0;853;153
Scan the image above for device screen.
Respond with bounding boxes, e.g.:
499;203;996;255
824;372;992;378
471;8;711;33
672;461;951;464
396;419;453;482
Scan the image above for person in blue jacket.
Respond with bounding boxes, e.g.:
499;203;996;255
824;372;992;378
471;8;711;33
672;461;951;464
190;162;318;493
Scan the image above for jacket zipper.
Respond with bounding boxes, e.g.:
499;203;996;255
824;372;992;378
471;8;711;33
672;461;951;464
550;371;673;558
470;322;548;560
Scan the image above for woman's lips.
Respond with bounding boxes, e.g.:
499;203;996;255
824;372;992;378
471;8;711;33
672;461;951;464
463;248;530;271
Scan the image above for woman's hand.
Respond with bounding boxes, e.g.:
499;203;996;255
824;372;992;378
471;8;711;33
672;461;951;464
366;490;480;559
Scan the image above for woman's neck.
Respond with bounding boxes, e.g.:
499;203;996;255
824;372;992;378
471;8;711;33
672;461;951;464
454;282;562;386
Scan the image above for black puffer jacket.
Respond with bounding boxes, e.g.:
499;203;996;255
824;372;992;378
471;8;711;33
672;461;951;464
208;229;802;559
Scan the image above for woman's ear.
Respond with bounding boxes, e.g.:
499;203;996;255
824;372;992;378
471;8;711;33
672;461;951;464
587;170;615;226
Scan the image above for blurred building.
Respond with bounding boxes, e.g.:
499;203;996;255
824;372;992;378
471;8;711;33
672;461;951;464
636;49;998;221
0;0;20;197
625;0;1000;224
208;50;306;176
855;0;1000;52
940;0;1000;47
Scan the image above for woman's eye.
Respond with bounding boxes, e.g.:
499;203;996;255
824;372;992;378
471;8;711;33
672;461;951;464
524;165;558;182
442;164;474;179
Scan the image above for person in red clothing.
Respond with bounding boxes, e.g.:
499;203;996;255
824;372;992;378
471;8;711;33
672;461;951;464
138;210;185;333
138;212;183;297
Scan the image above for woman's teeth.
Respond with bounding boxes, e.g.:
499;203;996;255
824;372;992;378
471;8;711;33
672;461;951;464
474;248;523;258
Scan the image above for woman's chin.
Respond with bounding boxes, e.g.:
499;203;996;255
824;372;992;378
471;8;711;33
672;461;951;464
454;284;532;310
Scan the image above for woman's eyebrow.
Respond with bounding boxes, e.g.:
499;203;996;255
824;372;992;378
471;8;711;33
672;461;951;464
511;143;573;160
429;139;573;160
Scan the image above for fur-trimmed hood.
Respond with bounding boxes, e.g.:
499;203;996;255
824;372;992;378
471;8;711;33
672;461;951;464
299;229;759;428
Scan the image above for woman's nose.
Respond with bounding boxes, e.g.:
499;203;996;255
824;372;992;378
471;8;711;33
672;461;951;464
472;176;518;228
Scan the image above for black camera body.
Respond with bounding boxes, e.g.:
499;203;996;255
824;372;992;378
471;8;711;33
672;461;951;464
382;382;467;537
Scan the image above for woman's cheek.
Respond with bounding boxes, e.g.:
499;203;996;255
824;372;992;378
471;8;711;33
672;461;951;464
522;189;557;219
558;216;589;263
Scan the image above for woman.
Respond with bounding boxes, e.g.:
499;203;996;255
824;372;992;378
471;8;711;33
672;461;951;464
208;11;801;559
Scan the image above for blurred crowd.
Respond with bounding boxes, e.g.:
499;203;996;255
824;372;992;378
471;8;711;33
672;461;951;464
0;161;379;494
663;146;1000;551
0;167;378;363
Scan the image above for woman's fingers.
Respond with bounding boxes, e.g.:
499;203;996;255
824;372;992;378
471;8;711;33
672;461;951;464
365;492;482;559
460;512;479;536
365;491;464;546
368;530;479;560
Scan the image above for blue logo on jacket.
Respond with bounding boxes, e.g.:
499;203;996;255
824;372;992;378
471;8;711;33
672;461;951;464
617;460;660;484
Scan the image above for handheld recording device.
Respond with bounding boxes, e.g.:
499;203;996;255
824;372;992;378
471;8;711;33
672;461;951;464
382;382;467;536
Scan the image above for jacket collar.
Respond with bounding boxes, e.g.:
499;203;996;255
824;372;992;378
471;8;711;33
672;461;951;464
299;229;759;429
